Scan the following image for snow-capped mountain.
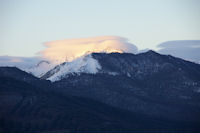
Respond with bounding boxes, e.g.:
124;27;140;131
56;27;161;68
49;51;200;122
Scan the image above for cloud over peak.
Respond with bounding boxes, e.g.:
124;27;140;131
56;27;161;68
40;36;138;63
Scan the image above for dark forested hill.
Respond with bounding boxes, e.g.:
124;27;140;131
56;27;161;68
51;51;200;122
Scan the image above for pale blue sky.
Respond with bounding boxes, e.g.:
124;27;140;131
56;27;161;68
0;0;200;56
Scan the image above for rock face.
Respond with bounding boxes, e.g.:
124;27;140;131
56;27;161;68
1;50;200;132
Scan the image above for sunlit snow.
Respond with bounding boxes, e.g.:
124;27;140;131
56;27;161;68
47;54;101;81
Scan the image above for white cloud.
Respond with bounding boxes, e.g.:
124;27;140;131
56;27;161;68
40;36;138;63
0;56;41;69
157;40;200;63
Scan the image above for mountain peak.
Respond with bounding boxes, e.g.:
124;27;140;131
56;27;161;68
141;50;160;56
40;50;200;82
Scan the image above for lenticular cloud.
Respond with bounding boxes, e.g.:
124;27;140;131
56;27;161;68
40;36;138;63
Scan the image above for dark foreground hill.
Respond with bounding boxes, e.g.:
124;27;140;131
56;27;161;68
2;70;200;133
0;51;200;133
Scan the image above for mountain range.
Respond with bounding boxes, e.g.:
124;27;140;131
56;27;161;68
0;50;200;133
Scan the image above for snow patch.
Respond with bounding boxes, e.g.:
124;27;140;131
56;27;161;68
127;72;131;77
107;72;119;76
47;54;101;82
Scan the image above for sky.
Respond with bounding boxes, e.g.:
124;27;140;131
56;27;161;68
0;0;200;57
